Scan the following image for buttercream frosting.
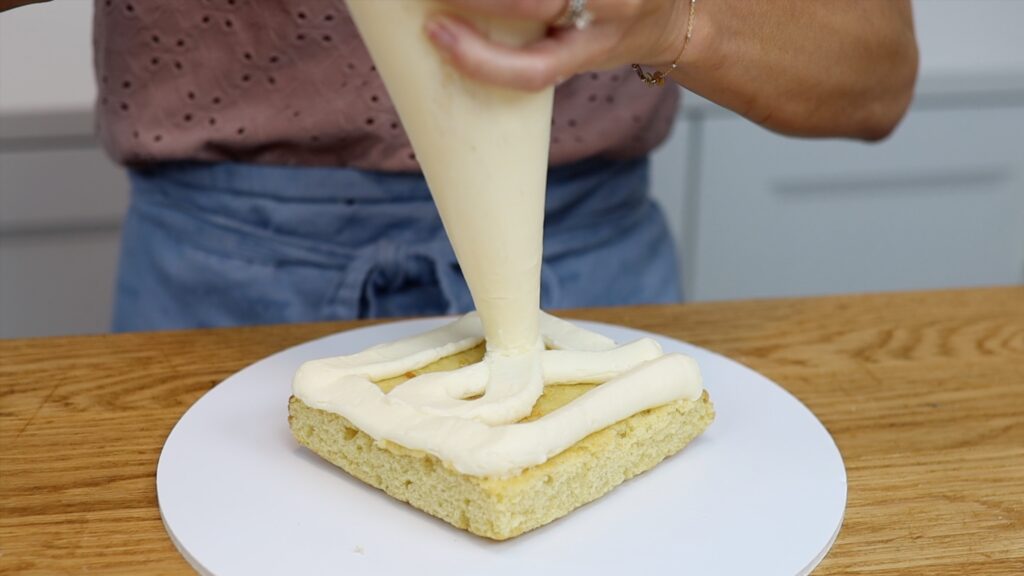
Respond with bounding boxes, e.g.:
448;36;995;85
293;312;702;477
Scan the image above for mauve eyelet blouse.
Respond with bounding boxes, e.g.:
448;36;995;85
95;0;680;171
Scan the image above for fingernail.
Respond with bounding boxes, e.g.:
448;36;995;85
426;19;457;51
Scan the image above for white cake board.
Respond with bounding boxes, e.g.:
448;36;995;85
157;319;846;576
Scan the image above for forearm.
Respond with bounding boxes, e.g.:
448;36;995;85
668;0;919;140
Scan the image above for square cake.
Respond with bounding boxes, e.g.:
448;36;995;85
289;343;714;540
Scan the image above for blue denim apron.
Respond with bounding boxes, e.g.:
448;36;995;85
113;157;679;331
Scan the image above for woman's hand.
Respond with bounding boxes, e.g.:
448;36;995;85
425;0;919;141
425;0;689;91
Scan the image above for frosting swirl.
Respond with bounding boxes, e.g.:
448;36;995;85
293;312;702;477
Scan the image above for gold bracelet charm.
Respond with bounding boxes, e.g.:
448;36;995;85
632;0;698;86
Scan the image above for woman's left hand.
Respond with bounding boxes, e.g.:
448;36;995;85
424;0;687;91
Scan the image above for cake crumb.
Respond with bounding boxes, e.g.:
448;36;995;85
353;545;365;555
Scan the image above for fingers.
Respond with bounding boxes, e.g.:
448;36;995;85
426;15;621;91
438;0;564;22
436;0;646;24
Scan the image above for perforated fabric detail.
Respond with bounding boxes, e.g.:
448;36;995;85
95;0;680;170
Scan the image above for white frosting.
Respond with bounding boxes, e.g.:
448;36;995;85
294;312;703;477
293;1;705;478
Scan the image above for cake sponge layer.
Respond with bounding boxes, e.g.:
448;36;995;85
288;346;714;540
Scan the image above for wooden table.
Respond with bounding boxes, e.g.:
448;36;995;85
2;287;1022;574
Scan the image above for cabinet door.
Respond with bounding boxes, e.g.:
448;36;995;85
0;147;128;230
0;146;128;338
690;106;1024;301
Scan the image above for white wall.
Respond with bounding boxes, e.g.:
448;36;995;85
0;0;95;114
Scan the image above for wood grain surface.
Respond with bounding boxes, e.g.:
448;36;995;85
2;287;1023;574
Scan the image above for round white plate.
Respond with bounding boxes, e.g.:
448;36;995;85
158;318;846;576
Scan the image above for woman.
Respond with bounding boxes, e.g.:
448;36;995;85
81;0;915;330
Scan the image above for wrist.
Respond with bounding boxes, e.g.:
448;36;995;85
630;0;699;86
654;0;696;67
669;0;720;83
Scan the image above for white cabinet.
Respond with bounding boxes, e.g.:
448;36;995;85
0;228;122;338
643;0;1024;302
0;145;129;338
0;146;128;231
685;105;1024;300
